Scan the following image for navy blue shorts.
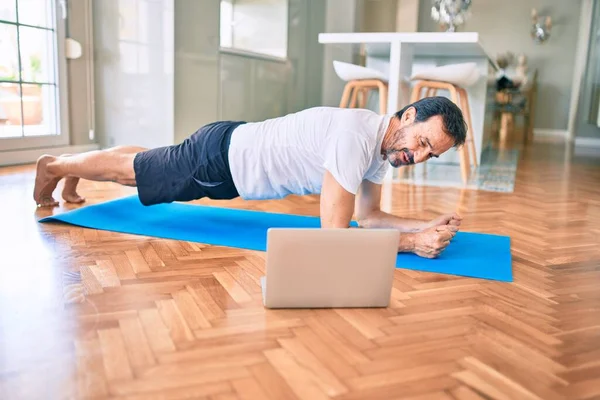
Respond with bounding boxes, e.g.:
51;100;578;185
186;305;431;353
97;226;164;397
133;121;245;206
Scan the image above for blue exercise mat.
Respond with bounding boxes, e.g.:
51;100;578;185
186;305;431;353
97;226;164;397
39;195;513;282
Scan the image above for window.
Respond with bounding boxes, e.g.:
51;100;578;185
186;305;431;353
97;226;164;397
0;0;66;149
220;0;288;59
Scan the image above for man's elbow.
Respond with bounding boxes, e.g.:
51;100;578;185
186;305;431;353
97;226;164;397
356;210;377;228
321;219;352;229
320;212;354;229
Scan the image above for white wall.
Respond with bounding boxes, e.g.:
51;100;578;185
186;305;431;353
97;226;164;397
362;0;397;32
396;0;420;32
419;0;582;132
174;0;220;144
321;0;362;107
219;53;289;121
65;0;95;147
287;0;327;112
93;0;174;149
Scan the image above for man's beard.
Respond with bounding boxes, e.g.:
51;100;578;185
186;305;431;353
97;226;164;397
382;127;414;167
385;148;414;167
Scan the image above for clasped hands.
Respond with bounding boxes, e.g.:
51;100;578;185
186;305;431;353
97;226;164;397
412;213;462;259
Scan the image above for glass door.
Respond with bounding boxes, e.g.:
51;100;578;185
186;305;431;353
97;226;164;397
0;0;68;151
575;0;600;139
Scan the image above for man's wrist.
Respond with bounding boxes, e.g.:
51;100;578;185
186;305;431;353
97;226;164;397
398;232;417;253
418;220;432;231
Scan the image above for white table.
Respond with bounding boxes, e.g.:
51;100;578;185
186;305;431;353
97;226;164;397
318;32;498;166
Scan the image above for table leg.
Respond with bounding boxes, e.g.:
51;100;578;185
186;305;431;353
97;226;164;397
385;41;414;183
387;41;402;115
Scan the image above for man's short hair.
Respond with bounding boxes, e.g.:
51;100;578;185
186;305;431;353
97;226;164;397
394;96;467;147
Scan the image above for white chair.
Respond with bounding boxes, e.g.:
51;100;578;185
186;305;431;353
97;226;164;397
333;60;388;115
408;62;480;183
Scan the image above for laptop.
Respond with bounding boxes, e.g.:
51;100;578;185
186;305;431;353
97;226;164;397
260;228;399;309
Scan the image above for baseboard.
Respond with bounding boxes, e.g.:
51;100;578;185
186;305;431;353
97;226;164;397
0;144;100;167
533;129;569;142
574;136;600;148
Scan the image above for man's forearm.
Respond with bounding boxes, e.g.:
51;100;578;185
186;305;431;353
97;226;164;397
358;210;429;232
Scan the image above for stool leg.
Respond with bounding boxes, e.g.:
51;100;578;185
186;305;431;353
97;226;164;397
449;85;470;184
405;81;428;177
499;113;510;147
339;82;354;108
377;81;388;115
410;82;425;103
359;88;369;109
458;88;478;167
349;85;360;108
523;113;529;144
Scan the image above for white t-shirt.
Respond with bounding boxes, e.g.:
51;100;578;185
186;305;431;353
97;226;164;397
227;107;391;200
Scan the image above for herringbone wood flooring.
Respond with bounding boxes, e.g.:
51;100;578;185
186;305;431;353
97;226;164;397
1;142;599;400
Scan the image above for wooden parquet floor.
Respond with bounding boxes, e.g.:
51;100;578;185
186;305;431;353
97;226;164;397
1;142;599;400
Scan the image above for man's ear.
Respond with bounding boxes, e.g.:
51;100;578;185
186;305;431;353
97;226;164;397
402;106;417;125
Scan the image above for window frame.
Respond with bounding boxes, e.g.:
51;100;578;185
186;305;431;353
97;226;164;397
0;0;70;152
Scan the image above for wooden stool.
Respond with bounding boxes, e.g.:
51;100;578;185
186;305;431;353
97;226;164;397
333;61;388;115
492;69;537;147
339;79;388;114
494;90;515;147
406;63;480;184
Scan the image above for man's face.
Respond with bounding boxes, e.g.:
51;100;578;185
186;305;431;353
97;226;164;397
382;107;455;168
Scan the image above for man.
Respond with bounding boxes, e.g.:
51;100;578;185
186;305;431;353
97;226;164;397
34;96;466;258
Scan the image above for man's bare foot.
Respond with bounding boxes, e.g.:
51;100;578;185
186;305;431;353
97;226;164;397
62;177;85;203
33;155;61;207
